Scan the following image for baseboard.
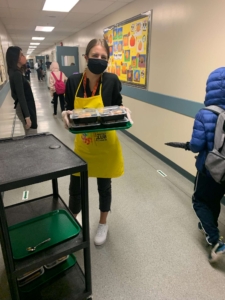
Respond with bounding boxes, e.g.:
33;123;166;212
121;130;195;181
121;130;225;206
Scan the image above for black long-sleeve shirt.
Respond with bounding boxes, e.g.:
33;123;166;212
9;69;30;118
9;69;37;128
65;72;123;110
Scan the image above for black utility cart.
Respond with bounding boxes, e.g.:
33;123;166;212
0;133;92;300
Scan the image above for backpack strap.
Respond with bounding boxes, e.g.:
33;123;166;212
51;72;58;81
203;105;224;115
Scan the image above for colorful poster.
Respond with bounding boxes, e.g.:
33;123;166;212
0;43;7;90
104;14;150;88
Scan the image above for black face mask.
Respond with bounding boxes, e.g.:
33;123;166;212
87;58;108;75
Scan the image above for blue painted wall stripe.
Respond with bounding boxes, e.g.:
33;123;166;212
121;85;204;118
0;82;10;107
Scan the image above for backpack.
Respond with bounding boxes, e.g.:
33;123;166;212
51;72;65;95
204;105;225;184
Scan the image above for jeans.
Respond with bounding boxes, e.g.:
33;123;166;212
192;172;225;245
69;175;112;214
53;92;65;115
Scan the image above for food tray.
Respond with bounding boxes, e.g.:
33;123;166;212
9;210;80;259
102;117;129;128
69;121;132;134
97;106;127;122
70;108;99;124
20;254;76;293
18;267;45;287
44;255;69;269
70;121;101;130
17;267;44;282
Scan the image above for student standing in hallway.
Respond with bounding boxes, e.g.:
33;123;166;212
49;62;67;116
189;67;225;263
6;46;37;135
62;38;124;246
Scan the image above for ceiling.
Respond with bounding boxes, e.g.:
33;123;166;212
0;0;135;56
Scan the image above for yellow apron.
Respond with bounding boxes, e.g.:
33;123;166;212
73;74;124;178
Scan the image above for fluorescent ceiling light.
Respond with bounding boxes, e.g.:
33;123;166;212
35;26;54;32
29;46;37;48
43;0;79;12
32;37;45;40
30;43;40;45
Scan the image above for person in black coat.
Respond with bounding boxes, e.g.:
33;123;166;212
6;46;38;135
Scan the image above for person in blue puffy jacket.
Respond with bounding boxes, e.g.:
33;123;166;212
189;67;225;263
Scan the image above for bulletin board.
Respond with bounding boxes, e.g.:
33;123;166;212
103;11;152;89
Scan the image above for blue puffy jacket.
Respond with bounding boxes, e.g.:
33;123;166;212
189;67;225;175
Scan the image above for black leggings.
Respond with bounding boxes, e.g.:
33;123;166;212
69;175;112;214
53;92;65;115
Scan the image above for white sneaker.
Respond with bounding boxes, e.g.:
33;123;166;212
94;223;108;246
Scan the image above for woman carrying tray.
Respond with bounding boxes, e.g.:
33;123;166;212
62;38;124;246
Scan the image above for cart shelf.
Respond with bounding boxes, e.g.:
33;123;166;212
5;195;88;278
20;262;88;300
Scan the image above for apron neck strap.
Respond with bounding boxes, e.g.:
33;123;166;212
83;72;100;98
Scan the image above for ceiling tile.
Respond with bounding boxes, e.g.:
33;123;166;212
117;0;135;2
8;0;44;10
39;11;67;20
1;17;35;26
64;12;96;23
14;24;35;30
0;7;11;18
9;8;39;19
70;0;114;14
4;24;15;30
0;18;12;25
55;20;83;29
35;19;62;27
0;0;8;8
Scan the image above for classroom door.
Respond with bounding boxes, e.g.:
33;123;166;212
56;46;79;77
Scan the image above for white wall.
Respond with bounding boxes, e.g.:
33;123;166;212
40;0;225;176
0;19;13;80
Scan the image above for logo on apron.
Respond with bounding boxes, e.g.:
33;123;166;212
81;133;93;145
94;132;107;142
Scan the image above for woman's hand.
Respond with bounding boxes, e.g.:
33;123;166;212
62;110;73;129
25;117;32;129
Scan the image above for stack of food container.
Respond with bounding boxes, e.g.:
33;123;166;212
70;106;129;131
